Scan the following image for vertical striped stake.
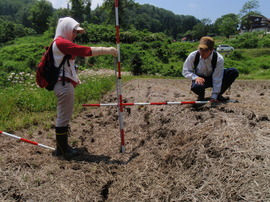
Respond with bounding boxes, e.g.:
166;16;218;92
114;0;125;153
0;131;55;150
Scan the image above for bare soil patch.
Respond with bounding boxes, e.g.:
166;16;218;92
1;78;270;201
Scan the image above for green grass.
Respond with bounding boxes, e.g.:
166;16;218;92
0;74;116;132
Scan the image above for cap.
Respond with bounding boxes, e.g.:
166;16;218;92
74;25;85;34
198;36;214;50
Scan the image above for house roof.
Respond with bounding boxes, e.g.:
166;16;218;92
241;12;268;19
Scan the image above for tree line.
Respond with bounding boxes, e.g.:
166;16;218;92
0;0;261;44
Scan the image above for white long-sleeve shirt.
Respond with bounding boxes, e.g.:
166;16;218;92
52;37;92;84
52;17;93;84
182;50;224;99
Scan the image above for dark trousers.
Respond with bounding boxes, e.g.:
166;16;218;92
191;68;239;97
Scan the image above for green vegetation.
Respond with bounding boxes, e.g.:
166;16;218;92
1;30;270;85
0;0;263;42
0;72;116;131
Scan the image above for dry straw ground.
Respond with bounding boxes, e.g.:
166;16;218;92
1;78;270;201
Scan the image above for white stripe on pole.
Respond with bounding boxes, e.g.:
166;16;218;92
115;6;119;26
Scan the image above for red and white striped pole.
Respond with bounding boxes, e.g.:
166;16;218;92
83;100;210;107
83;100;238;107
114;0;125;153
0;131;55;150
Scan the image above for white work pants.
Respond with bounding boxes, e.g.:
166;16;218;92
53;81;74;127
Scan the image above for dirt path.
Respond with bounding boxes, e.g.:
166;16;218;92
1;78;270;201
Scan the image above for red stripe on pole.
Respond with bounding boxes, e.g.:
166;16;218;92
150;102;167;105
181;101;196;104
20;138;38;145
122;103;134;106
115;0;118;7
1;131;55;150
116;26;120;44
120;129;125;145
119;94;124;112
117;62;121;78
82;104;101;107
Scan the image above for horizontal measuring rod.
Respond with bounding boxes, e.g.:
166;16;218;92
83;100;209;107
0;131;55;150
82;100;238;107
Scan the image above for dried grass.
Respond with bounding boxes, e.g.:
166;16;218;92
0;79;270;201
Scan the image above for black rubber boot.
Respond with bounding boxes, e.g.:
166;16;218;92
217;94;230;102
53;126;80;159
196;95;206;101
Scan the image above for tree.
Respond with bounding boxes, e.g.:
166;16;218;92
0;0;36;25
70;0;85;22
29;0;54;34
84;0;91;22
0;20;15;43
131;53;143;75
215;14;239;38
16;7;32;27
191;18;212;39
240;0;259;14
239;0;260;32
103;0;136;27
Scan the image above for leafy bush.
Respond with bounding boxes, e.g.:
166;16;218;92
170;42;195;61
0;19;36;43
227;50;245;60
130;53;143;75
159;62;183;77
81;23;115;43
230;32;269;49
258;34;270;48
0;36;50;76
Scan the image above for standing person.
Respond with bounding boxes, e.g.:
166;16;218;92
52;17;117;158
182;36;238;102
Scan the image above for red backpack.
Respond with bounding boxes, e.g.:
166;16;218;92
36;41;69;91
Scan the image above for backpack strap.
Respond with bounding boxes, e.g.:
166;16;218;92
60;55;70;86
50;40;71;86
193;50;218;73
211;50;218;71
193;51;200;73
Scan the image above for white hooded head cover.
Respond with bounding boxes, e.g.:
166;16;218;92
54;17;84;41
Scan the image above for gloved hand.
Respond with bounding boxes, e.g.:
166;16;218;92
91;47;118;57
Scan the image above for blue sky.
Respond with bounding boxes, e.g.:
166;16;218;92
48;0;270;23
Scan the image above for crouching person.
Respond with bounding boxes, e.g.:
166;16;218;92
52;17;117;158
182;36;238;102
